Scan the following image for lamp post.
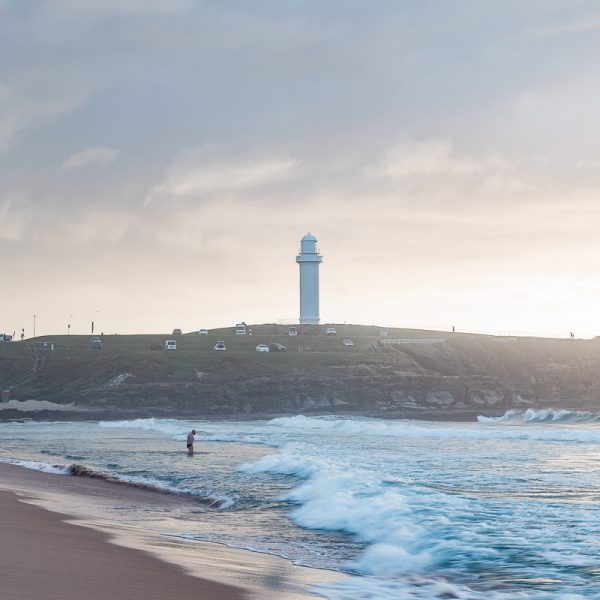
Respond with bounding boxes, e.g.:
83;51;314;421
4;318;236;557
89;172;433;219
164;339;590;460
33;314;36;338
67;323;71;336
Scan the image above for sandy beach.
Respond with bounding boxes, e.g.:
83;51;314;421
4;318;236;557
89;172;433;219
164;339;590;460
0;488;244;600
0;462;339;600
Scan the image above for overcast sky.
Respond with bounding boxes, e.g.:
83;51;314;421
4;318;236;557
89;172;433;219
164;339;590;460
2;1;600;338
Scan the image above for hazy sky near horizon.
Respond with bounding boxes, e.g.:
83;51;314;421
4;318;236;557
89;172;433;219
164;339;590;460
2;1;600;338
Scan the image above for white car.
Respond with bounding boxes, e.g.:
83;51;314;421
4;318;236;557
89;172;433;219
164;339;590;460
342;339;354;347
288;327;298;336
256;344;270;352
164;340;177;350
326;327;337;335
213;341;226;351
198;329;209;335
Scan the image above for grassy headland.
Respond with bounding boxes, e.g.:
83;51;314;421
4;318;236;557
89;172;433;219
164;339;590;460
2;324;600;421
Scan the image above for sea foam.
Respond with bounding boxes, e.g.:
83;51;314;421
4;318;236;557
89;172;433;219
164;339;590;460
477;408;600;424
240;419;600;593
268;414;600;444
239;443;440;577
314;576;587;600
0;457;70;475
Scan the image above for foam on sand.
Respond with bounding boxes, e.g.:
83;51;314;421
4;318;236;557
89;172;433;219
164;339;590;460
0;457;70;475
0;457;233;509
66;463;232;509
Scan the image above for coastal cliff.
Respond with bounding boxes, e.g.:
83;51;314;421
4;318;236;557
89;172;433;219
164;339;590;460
2;326;600;421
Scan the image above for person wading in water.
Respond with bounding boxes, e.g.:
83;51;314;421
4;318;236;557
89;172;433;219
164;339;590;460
187;429;197;456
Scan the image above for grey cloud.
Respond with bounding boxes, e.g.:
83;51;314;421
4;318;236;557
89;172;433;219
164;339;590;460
0;80;91;154
61;147;120;171
147;146;301;202
46;0;193;16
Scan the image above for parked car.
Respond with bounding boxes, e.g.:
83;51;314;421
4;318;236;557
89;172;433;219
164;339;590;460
164;340;177;350
235;323;247;335
342;339;354;347
90;336;102;349
213;341;226;351
268;343;288;352
326;327;337;335
288;327;298;336
172;328;182;335
198;329;209;335
0;333;13;342
255;344;270;352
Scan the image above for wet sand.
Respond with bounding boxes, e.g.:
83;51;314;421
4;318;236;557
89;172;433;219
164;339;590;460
0;463;339;600
0;488;244;600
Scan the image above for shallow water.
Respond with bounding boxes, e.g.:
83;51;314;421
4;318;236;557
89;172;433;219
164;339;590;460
2;409;600;599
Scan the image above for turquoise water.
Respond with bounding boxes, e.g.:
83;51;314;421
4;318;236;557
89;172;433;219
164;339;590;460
2;410;600;599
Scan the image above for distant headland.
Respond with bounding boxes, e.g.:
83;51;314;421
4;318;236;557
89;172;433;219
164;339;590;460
1;323;600;422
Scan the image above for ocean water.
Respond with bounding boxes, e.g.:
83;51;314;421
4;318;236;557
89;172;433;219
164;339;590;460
2;410;600;599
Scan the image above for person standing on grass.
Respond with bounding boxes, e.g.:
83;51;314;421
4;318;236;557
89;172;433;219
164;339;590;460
186;429;197;455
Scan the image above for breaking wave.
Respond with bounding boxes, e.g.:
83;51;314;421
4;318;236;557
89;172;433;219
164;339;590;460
268;414;600;444
240;438;599;599
240;444;442;578
478;408;600;424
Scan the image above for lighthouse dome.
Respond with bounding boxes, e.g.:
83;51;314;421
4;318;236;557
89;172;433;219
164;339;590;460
300;233;318;254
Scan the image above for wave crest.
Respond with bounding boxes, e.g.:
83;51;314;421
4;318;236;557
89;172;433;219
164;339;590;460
477;408;600;424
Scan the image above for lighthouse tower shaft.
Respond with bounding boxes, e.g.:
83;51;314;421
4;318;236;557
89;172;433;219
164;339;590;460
296;234;323;325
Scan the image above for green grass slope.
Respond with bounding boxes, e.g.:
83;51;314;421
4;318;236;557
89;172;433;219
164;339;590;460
2;324;600;419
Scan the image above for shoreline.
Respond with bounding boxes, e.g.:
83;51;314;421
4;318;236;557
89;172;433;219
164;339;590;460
0;487;244;600
0;462;341;600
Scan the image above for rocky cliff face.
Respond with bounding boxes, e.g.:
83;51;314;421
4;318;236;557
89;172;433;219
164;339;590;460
74;337;600;420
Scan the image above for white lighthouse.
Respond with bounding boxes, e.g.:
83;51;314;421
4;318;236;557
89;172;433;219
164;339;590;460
296;233;323;325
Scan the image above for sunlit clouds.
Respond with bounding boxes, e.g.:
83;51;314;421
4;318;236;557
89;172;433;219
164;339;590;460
1;1;600;337
147;149;301;201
